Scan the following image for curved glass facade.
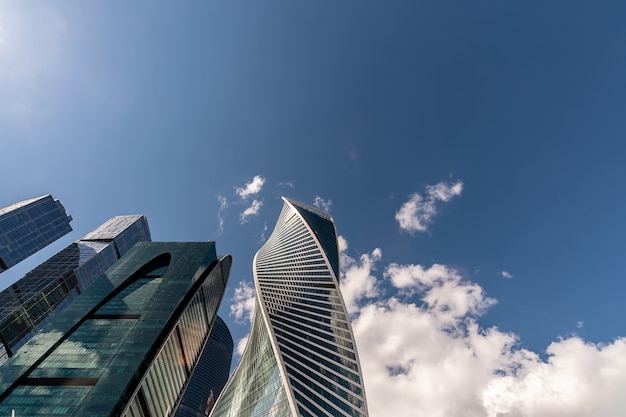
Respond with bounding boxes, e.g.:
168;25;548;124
210;303;292;417
0;242;231;417
0;215;151;364
174;315;234;417
211;198;369;417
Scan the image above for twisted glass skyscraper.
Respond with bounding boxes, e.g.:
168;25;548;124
211;198;369;417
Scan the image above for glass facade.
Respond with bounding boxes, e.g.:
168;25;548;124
211;303;293;417
0;215;151;364
0;242;232;417
210;198;369;417
0;195;73;273
174;315;234;417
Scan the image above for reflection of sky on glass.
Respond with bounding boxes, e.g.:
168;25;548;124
97;278;162;316
35;337;102;371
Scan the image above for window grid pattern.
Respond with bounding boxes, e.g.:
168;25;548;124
0;216;151;364
209;303;293;417
0;243;230;417
124;256;231;417
212;198;368;417
173;315;234;417
0;195;72;273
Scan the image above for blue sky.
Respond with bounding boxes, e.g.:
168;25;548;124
2;2;626;416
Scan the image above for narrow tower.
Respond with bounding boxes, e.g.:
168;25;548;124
211;197;369;417
0;195;73;273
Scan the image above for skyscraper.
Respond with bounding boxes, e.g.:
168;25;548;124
210;197;369;417
0;215;151;364
0;195;73;273
174;315;234;417
0;241;232;417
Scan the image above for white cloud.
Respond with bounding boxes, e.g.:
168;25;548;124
235;175;266;199
481;338;626;417
278;181;294;188
577;321;584;329
314;196;333;212
426;180;464;202
501;270;514;279
339;235;382;314
230;281;256;358
240;199;263;224
235;334;249;357
338;235;348;253
396;180;463;233
340;236;626;417
230;281;256;324
384;262;496;325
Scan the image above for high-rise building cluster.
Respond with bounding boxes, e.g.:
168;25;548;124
0;195;369;417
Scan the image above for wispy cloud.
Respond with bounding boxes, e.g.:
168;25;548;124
240;199;263;224
395;180;463;233
314;196;333;212
278;181;294;188
235;175;266;199
216;194;228;235
341;237;626;417
259;221;268;243
500;270;514;279
349;148;360;162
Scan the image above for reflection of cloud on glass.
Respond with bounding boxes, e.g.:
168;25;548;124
39;337;102;369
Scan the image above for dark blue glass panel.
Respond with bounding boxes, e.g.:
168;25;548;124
289;203;339;280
